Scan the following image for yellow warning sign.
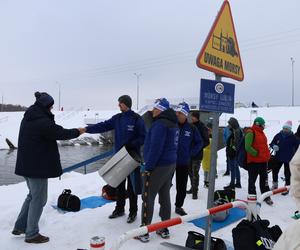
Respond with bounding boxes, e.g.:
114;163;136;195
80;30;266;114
196;1;244;81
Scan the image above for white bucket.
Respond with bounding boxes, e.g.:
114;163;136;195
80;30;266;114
98;146;141;188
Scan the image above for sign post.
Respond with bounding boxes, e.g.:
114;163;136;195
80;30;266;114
199;76;235;250
195;1;242;249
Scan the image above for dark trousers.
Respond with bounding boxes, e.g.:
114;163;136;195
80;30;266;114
247;162;270;195
115;176;137;214
175;165;189;208
272;161;291;185
188;160;201;193
229;158;240;185
141;165;175;225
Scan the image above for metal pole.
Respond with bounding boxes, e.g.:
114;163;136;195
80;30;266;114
204;74;222;250
134;73;141;110
291;57;295;106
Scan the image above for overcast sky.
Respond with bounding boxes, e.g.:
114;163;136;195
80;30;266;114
0;0;299;110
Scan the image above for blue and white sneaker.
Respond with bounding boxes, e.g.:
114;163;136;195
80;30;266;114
156;228;170;239
135;233;150;243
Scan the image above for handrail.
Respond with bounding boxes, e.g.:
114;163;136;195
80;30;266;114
111;200;250;250
62;149;114;174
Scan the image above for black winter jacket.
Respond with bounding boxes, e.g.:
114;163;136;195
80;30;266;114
192;121;209;161
15;103;80;178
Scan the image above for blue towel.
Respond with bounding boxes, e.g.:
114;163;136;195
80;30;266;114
80;196;113;209
52;196;113;213
189;207;246;232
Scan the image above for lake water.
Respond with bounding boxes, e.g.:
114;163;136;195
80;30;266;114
0;145;112;186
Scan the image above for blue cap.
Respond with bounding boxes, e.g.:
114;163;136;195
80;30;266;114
153;98;170;111
175;102;190;116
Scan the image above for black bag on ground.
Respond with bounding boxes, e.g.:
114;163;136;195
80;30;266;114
102;184;118;201
57;189;81;212
232;217;282;250
185;231;227;250
214;189;235;202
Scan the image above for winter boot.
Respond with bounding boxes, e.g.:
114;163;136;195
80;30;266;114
192;192;198;200
186;188;192;194
235;183;242;188
175;207;187;216
127;212;137;223
108;209;125;219
271;181;278;190
25;234;49;244
156;228;170;239
12;229;25;235
204;181;209;188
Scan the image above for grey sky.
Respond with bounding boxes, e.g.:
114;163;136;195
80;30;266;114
0;0;299;110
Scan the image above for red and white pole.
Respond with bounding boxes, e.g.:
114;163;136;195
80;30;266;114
256;186;290;215
110;200;250;250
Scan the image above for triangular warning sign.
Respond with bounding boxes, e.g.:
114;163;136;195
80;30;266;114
196;1;244;81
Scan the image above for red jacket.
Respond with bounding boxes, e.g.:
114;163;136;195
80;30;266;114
247;125;270;163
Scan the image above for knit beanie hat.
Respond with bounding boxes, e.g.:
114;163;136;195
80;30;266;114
254;117;265;126
175;102;190;117
35;92;54;108
153;98;170;111
283;120;293;130
118;95;132;108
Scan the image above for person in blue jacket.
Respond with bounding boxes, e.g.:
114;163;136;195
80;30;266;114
84;95;146;223
174;102;202;216
13;92;82;244
270;120;299;194
137;98;179;242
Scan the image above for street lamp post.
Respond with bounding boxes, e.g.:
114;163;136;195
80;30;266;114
134;73;141;110
291;57;295;106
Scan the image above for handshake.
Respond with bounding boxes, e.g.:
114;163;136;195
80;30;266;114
77;127;86;135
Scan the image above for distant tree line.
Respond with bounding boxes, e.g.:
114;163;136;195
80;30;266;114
0;104;27;112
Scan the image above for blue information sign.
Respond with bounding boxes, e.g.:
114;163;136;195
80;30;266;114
200;78;235;114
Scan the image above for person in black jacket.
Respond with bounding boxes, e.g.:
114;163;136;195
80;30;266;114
187;111;209;199
12;92;81;244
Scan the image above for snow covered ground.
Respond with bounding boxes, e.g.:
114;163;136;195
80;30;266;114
0;106;300;250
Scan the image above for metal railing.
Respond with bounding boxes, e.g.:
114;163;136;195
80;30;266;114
62;149;114;175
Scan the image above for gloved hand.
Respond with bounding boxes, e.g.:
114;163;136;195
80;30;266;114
273;145;279;152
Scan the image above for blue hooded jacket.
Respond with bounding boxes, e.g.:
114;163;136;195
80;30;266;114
176;121;203;166
86;110;146;154
143;109;179;171
270;131;299;163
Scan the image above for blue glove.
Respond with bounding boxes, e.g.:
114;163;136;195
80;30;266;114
273;145;279;152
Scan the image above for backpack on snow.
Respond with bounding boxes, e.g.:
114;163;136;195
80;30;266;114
214;189;235;203
237;129;254;170
57;189;81;212
232;217;282;250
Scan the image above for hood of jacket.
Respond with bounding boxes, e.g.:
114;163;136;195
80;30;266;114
228;117;240;129
23;102;54;122
156;108;178;124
